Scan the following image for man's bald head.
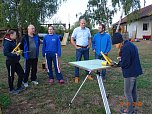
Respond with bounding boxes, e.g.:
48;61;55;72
28;24;35;35
79;18;86;29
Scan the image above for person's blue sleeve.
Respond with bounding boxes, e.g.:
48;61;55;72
102;37;109;54
92;35;96;50
38;36;40;46
3;41;17;57
106;35;112;53
57;37;61;57
120;47;131;69
42;36;46;57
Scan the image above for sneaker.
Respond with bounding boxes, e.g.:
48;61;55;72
88;75;93;80
75;77;79;83
23;82;29;88
59;79;64;84
9;89;19;95
32;81;39;85
16;86;25;93
49;79;54;84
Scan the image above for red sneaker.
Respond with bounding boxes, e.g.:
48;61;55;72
59;79;64;84
49;79;54;84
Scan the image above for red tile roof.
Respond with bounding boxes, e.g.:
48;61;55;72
115;4;152;24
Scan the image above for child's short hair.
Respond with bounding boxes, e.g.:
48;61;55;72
48;26;54;30
98;22;106;31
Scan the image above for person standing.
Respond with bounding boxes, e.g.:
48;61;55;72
42;26;64;84
3;30;25;94
112;32;142;114
71;18;93;83
20;24;40;87
92;23;111;80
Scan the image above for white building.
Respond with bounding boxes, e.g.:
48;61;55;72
116;4;152;40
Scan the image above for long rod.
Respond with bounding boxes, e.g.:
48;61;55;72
69;71;91;106
116;10;123;32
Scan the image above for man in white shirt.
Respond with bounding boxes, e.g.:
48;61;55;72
71;18;93;83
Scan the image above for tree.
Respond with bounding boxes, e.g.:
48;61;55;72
0;0;66;31
85;0;141;30
112;0;140;15
85;0;116;30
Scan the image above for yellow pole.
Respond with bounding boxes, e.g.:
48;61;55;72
12;42;21;53
100;52;112;65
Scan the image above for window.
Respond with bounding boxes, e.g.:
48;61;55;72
143;23;149;31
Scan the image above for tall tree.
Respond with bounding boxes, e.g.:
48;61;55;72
0;0;66;31
85;0;115;29
85;0;141;30
112;0;140;14
112;0;141;23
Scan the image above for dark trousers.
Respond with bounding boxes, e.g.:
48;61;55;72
95;53;106;79
24;58;38;83
75;48;89;77
45;53;63;80
6;60;24;91
124;77;137;114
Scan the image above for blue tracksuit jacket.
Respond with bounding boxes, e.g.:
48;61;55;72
42;34;61;57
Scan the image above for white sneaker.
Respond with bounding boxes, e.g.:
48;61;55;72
23;82;29;88
32;81;39;85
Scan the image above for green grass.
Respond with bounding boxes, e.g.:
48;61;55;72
0;93;11;108
0;40;152;114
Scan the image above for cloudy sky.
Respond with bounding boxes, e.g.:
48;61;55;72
46;0;152;27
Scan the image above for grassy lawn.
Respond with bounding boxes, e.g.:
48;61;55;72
0;40;152;114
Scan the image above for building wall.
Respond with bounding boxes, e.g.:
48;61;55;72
125;16;152;39
138;17;152;39
127;21;138;39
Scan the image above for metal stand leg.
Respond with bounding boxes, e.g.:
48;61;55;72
69;71;91;106
97;74;111;114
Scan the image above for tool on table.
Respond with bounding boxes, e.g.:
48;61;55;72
100;51;118;67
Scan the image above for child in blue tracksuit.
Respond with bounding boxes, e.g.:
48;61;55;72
3;30;25;94
92;23;111;79
42;26;64;84
112;32;142;114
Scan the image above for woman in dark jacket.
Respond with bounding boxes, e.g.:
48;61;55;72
112;32;142;114
3;30;25;94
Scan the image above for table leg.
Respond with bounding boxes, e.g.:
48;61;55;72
69;71;91;106
97;74;111;114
